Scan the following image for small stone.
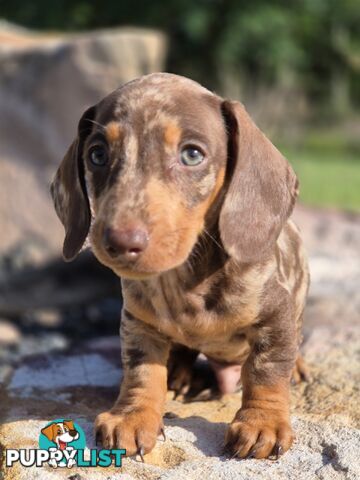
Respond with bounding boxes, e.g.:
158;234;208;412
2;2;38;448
68;474;82;480
164;411;177;419
0;320;21;346
33;309;61;327
0;365;13;383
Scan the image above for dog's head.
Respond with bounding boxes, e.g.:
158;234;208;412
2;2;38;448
51;73;298;277
41;420;79;447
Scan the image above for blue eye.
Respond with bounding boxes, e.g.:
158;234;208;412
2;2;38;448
180;147;205;166
89;146;108;166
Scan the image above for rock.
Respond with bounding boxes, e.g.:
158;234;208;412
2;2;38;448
29;309;61;328
0;320;21;346
0;251;120;320
0;22;166;261
0;365;13;384
293;205;360;329
293;205;360;258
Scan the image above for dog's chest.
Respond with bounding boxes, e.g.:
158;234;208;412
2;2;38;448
123;268;257;361
155;282;252;361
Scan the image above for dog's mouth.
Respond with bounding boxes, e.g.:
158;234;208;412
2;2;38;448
96;252;190;280
89;214;203;279
59;440;67;450
110;264;160;279
107;256;186;279
91;232;195;278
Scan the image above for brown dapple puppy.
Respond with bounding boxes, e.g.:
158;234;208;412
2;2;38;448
51;73;309;460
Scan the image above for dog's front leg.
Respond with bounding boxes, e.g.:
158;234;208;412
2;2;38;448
95;309;170;457
225;309;297;459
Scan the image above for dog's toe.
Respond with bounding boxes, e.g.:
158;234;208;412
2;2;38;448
94;408;162;457
225;407;294;459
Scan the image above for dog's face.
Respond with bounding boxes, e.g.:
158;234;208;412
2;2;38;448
51;73;298;277
86;76;227;277
41;421;79;448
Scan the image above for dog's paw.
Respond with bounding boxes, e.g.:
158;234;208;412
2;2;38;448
67;458;76;468
95;408;163;457
291;355;311;385
167;346;198;398
48;458;58;468
224;408;294;459
168;357;219;401
168;361;193;397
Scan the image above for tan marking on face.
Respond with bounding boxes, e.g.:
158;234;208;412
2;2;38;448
144;178;197;267
116;133;138;186
198;166;216;196
164;122;181;149
113;177;204;274
90;166;226;277
208;167;225;204
105;122;122;143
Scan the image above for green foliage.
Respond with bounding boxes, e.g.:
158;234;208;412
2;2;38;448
1;0;359;111
2;0;359;211
283;143;360;212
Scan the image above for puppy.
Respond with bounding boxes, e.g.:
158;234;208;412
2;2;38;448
41;420;79;468
41;420;79;450
51;73;309;460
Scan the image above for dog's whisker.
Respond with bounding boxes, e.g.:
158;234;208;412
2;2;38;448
203;228;225;253
84;118;107;131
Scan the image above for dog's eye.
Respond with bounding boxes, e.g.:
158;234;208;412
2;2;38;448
89;146;108;166
180;146;205;166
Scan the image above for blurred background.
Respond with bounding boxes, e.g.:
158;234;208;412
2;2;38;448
0;1;359;385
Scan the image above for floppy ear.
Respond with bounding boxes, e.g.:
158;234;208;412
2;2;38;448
219;100;299;263
50;105;96;262
41;423;57;442
63;420;75;431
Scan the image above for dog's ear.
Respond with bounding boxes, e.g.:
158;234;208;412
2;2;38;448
219;100;298;263
41;423;57;442
63;420;75;431
50;105;96;262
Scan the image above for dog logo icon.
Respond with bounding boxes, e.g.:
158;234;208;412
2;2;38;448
39;419;85;468
6;418;125;469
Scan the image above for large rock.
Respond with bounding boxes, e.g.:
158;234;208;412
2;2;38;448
0;22;166;261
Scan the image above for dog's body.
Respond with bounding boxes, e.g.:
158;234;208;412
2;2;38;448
51;73;309;460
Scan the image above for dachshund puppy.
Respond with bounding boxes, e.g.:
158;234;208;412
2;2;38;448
51;73;309;460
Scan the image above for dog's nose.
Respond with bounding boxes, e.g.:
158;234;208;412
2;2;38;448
69;430;77;438
103;226;149;260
